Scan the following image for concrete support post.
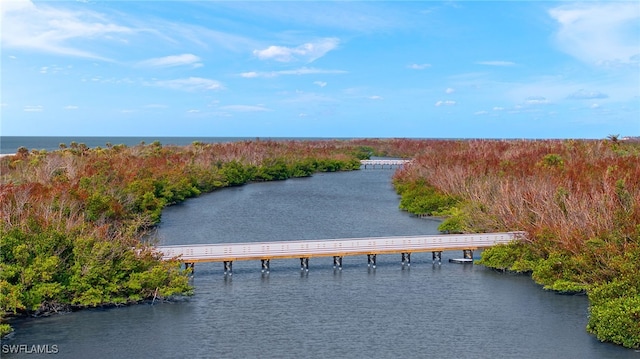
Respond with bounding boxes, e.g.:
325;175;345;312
333;256;343;270
223;261;233;275
261;259;270;273
300;257;309;271
367;254;377;269
432;251;442;264
184;262;195;273
401;252;411;266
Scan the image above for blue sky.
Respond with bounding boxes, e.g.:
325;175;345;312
1;1;639;138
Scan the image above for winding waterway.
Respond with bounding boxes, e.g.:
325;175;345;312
3;168;637;358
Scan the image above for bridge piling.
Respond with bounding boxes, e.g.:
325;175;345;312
300;257;309;271
333;256;343;270
401;252;411;266
224;261;233;275
367;254;377;268
261;259;270;273
184;262;195;274
432;251;442;264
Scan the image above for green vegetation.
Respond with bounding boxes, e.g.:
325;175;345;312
3;137;638;347
385;138;640;349
0;139;368;336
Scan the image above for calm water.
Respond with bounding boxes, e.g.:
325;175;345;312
3;169;638;358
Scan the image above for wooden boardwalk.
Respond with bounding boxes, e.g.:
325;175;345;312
360;159;410;169
156;232;524;273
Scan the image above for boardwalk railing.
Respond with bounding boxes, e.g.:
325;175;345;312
156;232;524;273
360;159;410;169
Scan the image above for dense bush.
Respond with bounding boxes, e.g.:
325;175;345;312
0;139;369;336
386;139;640;348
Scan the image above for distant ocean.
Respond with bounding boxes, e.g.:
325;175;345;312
0;136;345;154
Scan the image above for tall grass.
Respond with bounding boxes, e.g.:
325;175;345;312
383;138;639;348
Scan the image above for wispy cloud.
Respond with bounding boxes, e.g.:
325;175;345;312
313;81;327;88
253;38;339;63
476;61;516;66
63;105;79;110
567;89;609;100
151;77;223;92
24;105;43;112
240;72;259;78
240;67;347;78
525;96;550;105
1;0;132;60
435;100;456;107
369;95;383;100
445;87;455;94
474;110;488;115
408;63;431;70
219;105;270;112
549;3;640;68
138;54;202;68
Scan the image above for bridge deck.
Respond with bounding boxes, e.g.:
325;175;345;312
360;159;410;168
156;232;523;263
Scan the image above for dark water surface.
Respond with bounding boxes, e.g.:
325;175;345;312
3;169;638;358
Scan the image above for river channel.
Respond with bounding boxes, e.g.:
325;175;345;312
3;168;638;358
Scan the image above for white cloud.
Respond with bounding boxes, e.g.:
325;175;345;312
138;54;202;68
314;81;327;87
474;111;488;115
239;67;346;78
24;105;43;112
187;109;200;113
408;63;431;70
253;38;339;62
590;103;601;109
63;105;78;110
435;100;456;107
220;105;270;112
39;65;65;74
445;87;455;94
1;0;132;60
549;3;640;67
493;107;504;111
476;61;516;66
567;89;609;100
151;77;223;92
525;96;550;105
369;95;383;100
240;72;259;78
